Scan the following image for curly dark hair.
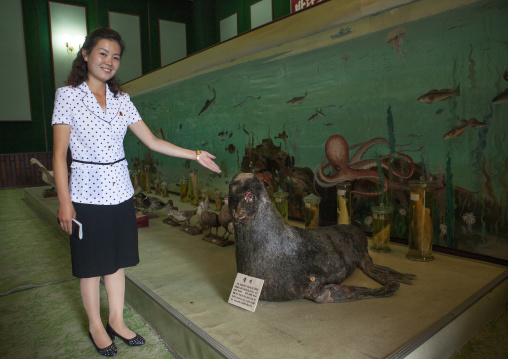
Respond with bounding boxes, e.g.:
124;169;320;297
66;28;126;97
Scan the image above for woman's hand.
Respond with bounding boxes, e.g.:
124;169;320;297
196;150;221;173
58;201;76;235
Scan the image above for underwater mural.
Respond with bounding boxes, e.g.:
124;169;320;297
124;0;508;260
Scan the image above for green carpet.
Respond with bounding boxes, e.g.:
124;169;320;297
0;189;72;294
0;189;175;359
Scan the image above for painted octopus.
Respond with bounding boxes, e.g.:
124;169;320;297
314;135;415;196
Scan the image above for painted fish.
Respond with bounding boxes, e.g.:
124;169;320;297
492;89;508;104
307;108;325;122
435;108;444;115
417;85;460;104
199;85;216;115
443;125;467;140
287;91;307;105
218;131;229;140
326;104;345;109
443;117;486;140
465;118;487;128
233;95;261;108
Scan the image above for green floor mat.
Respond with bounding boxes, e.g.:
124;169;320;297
0;280;174;359
0;189;174;359
0;190;72;294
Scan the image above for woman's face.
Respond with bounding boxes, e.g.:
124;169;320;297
82;38;121;85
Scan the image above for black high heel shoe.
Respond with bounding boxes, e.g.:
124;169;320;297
106;322;146;346
89;332;117;357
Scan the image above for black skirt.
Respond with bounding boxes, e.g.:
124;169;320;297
70;199;139;278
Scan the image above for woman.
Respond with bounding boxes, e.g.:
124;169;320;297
52;28;220;357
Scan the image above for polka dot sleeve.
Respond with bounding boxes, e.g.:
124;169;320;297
51;87;74;126
122;93;142;126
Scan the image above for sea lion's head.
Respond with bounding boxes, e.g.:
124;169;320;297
228;173;271;224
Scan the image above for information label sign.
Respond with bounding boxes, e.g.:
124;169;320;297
228;273;264;312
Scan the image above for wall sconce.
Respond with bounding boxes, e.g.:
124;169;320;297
63;35;84;55
66;42;81;54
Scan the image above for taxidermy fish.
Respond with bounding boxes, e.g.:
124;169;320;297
417;85;460;104
199;85;216;115
233;95;261;108
492;89;508;104
287;91;307;105
307;108;325;122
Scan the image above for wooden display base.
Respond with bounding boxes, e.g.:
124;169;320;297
202;233;234;247
163;217;181;227
179;225;202;235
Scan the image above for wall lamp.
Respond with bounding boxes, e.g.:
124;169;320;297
63;35;85;54
66;42;81;54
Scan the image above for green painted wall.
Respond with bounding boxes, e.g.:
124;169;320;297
124;0;508;260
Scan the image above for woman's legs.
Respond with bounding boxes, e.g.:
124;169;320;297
104;268;136;339
80;277;113;349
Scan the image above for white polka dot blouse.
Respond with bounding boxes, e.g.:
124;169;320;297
51;82;141;205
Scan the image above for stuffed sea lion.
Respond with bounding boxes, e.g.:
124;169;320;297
228;173;415;303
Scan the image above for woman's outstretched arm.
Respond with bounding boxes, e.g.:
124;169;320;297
128;120;221;173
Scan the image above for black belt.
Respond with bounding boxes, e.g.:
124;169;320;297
72;158;125;165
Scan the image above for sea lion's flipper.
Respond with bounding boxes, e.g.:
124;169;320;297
359;254;416;285
305;281;400;303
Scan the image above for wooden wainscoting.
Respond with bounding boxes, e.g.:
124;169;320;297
0;152;53;189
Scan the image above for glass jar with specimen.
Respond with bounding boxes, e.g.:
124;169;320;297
337;182;352;225
371;204;393;252
407;179;436;262
304;194;321;229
